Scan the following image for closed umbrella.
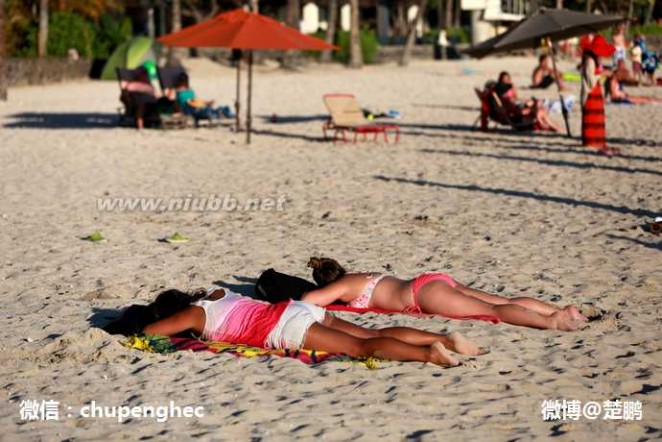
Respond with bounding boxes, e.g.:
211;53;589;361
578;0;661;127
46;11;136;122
464;8;625;137
159;8;337;143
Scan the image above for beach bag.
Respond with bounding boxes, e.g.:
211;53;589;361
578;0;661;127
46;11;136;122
255;268;317;303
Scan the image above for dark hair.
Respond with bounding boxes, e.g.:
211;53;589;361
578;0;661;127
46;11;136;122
103;288;206;336
582;49;599;65
498;71;510;83
308;257;346;287
176;72;189;88
539;54;549;63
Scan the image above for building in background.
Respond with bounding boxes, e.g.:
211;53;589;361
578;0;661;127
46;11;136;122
461;0;524;44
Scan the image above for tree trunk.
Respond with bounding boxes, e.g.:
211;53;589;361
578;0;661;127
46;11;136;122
38;0;48;57
529;0;539;15
586;0;592;13
399;0;426;66
349;0;363;68
249;0;258;13
444;0;453;30
644;0;655;24
395;1;406;37
453;0;460;27
627;0;634;21
283;0;300;69
556;0;563;8
436;0;443;29
0;0;7;101
321;0;337;63
168;0;185;63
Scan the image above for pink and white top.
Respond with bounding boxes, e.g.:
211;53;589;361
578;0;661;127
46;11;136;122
194;288;290;347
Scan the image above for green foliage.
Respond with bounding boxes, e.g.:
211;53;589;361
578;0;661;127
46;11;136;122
446;27;471;44
306;28;379;64
93;14;133;59
629;24;662;37
334;28;379;64
47;12;96;58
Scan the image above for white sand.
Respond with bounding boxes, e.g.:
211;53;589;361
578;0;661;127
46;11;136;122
1;56;661;440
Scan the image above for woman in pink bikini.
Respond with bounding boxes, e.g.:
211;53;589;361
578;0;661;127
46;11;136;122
302;257;588;331
138;285;486;367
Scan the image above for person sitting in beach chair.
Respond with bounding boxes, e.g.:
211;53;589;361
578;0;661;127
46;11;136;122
322;94;400;143
494;72;563;132
110;286;485;367
531;54;564;90
175;73;233;126
300;257;588;331
475;81;535;131
117;67;159;129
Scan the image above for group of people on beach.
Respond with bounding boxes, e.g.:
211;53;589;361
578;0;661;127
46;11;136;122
108;257;589;368
121;67;232;129
490;26;661;156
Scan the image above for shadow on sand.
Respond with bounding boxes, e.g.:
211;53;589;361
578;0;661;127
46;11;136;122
374;175;659;219
419;148;662;177
605;234;662;251
4;112;119;129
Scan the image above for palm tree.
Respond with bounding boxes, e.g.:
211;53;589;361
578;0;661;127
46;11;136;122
444;0;453;31
283;0;300;68
321;0;337;63
38;0;48;57
349;0;362;68
169;0;185;62
0;0;7;101
400;0;426;66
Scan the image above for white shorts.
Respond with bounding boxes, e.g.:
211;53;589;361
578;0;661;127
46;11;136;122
265;301;326;350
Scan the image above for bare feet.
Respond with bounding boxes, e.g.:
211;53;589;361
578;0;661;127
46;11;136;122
429;342;460;367
447;332;488;356
550;310;582;331
565;305;589;323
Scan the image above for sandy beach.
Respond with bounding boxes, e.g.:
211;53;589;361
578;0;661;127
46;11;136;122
1;56;661;440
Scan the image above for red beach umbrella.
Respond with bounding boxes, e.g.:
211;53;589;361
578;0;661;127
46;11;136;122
158;8;337;143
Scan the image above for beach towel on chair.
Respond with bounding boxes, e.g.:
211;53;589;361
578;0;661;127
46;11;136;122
122;335;379;369
326;304;500;324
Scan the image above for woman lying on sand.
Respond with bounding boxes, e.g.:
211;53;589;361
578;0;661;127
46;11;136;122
129;286;485;367
302;258;588;332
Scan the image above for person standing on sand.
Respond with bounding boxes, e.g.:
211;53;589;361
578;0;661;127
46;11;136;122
580;35;618;156
125;286;487;367
301;258;588;332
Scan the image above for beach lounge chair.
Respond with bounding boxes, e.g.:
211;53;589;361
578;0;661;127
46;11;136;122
116;67;160;128
155;65;191;128
322;94;400;143
474;85;536;132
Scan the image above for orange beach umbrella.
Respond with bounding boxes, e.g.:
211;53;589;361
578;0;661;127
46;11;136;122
158;8;337;143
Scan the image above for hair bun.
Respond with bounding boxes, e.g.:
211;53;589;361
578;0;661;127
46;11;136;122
308;257;322;269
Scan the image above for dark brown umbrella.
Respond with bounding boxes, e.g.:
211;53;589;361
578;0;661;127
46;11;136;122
464;8;625;137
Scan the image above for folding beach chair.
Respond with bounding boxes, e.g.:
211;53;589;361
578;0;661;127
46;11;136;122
322;94;400;144
155;65;191;128
474;85;536;132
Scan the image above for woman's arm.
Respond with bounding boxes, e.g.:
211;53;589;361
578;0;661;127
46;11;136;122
142;306;204;336
301;280;349;307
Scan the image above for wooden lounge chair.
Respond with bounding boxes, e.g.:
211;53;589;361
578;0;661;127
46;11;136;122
474;86;535;132
322;93;400;144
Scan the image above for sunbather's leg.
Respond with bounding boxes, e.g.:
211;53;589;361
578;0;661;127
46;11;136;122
303;322;459;366
326;315;484;355
418;281;582;331
136;105;145;130
455;284;561;316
